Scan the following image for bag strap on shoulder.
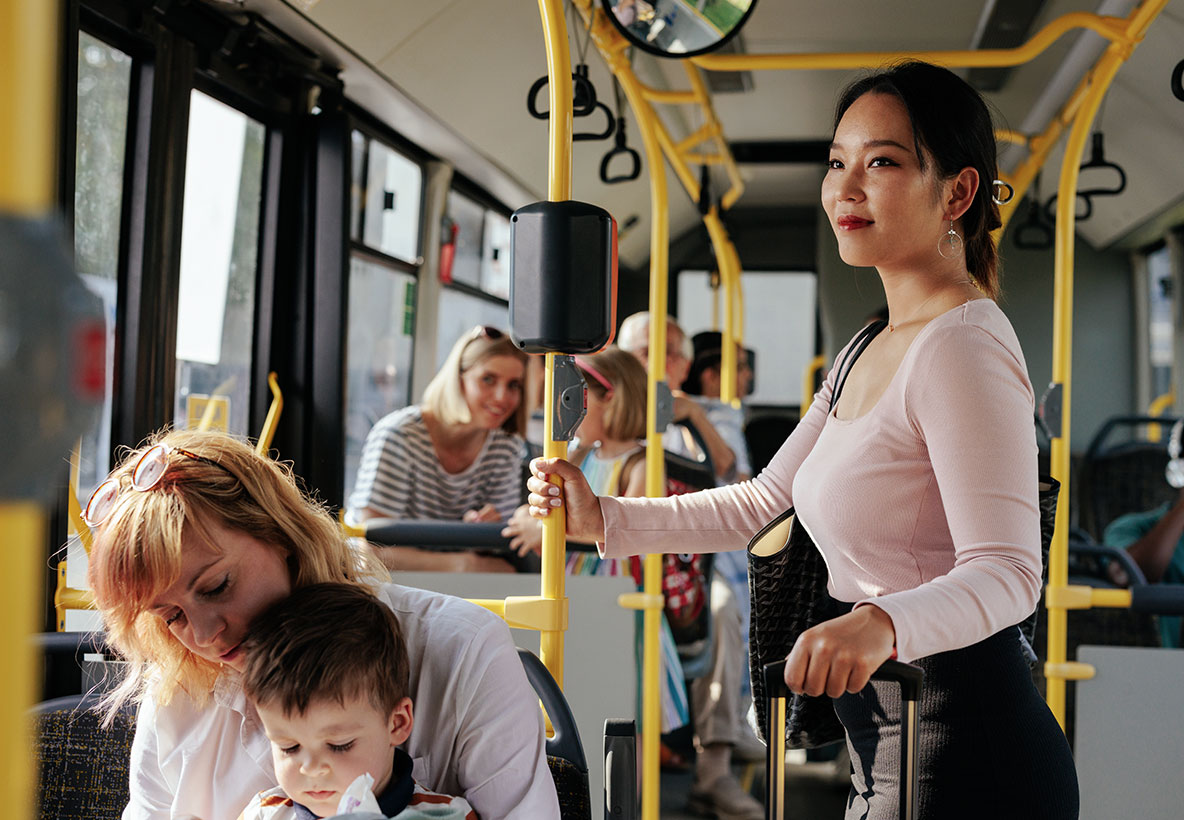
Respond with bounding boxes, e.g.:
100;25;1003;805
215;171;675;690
829;319;887;410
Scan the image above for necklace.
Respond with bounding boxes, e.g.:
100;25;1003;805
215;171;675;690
887;281;976;332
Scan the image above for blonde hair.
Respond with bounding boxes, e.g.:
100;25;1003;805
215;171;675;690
87;429;387;717
578;346;648;441
421;326;528;435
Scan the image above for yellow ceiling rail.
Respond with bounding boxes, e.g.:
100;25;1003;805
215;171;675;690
1043;0;1170;730
690;12;1129;72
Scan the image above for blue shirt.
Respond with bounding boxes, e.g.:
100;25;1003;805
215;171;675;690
1103;503;1184;648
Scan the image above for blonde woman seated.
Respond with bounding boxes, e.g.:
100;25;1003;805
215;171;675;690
85;430;557;819
348;326;529;573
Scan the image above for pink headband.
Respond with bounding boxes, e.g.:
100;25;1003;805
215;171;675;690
574;356;614;396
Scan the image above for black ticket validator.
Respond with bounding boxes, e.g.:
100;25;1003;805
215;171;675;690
509;200;617;354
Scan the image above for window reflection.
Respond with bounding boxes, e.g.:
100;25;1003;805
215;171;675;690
435;289;509;372
1147;245;1173;402
73;31;131;499
174;90;264;436
344;257;416;495
357;136;423;263
444;191;484;288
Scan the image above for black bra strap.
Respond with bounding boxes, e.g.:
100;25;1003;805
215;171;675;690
829;319;887;410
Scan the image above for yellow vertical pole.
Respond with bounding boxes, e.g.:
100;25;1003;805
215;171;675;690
1044;53;1125;728
0;2;59;816
536;0;573;688
1044;0;1169;728
0;0;57;216
611;51;668;820
0;505;41;820
703;212;738;405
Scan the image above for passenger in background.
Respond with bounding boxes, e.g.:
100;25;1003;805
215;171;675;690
1102;419;1184;646
348;325;527;573
617;311;738;480
85;429;557;820
568;349;693;756
616;315;762;818
238;583;476;820
682;330;755;484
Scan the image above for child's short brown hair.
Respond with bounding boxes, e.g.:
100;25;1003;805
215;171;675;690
242;583;410;716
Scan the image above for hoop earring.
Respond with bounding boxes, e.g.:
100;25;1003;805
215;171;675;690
938;219;963;259
992;179;1015;206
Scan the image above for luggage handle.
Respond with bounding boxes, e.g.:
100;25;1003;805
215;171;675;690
762;659;924;820
761;658;923;700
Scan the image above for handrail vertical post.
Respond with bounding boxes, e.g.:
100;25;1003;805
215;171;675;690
535;0;573;691
0;1;60;815
1044;0;1169;730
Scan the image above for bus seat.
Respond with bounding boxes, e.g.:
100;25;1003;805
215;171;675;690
1077;415;1180;539
743;412;798;477
34;631;109;702
34;693;134;820
516;648;592;820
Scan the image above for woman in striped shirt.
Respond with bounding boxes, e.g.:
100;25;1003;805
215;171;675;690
349;326;528;572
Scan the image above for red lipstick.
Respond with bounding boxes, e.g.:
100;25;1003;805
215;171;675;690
837;215;872;229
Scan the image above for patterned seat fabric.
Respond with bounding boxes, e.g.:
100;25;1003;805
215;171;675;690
548;755;591;820
35;700;134;820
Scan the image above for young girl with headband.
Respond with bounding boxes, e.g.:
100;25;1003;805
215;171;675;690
567;347;692;738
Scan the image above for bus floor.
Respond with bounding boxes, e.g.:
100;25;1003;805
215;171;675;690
658;757;850;818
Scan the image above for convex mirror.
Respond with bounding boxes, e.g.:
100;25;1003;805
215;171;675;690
602;0;757;58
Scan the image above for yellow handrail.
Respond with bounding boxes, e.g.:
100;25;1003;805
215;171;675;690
536;0;573;695
1146;390;1175;443
1043;0;1170;729
801;355;827;418
256;372;284;455
2;1;61;814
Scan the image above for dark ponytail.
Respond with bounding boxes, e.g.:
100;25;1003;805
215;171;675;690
834;62;1002;299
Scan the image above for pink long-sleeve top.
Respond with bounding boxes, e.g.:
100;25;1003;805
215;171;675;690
599;299;1042;662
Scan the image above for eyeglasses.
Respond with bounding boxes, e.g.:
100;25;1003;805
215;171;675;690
474;325;505;340
83;443;224;528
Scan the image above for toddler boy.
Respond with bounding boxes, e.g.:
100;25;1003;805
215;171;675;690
237;583;477;820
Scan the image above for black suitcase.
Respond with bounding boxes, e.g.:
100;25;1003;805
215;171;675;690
762;659;924;820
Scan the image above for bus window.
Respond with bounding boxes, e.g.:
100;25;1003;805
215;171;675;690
173;90;265;436
73;31;131;499
354;135;423;264
480;210;511;299
344;259;417;494
1146;244;1173;402
435;188;511;370
678;270;816;406
435;288;509;372
445;190;485;290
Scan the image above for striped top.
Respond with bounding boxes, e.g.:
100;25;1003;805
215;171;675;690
348;405;525;522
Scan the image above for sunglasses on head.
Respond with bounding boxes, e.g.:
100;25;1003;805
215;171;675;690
474;325;505;340
83;443;228;528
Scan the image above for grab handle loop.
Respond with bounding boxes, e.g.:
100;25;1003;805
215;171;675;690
573;101;616;142
1077;132;1127;198
600;116;641;183
527;65;599;120
1171;59;1184;102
